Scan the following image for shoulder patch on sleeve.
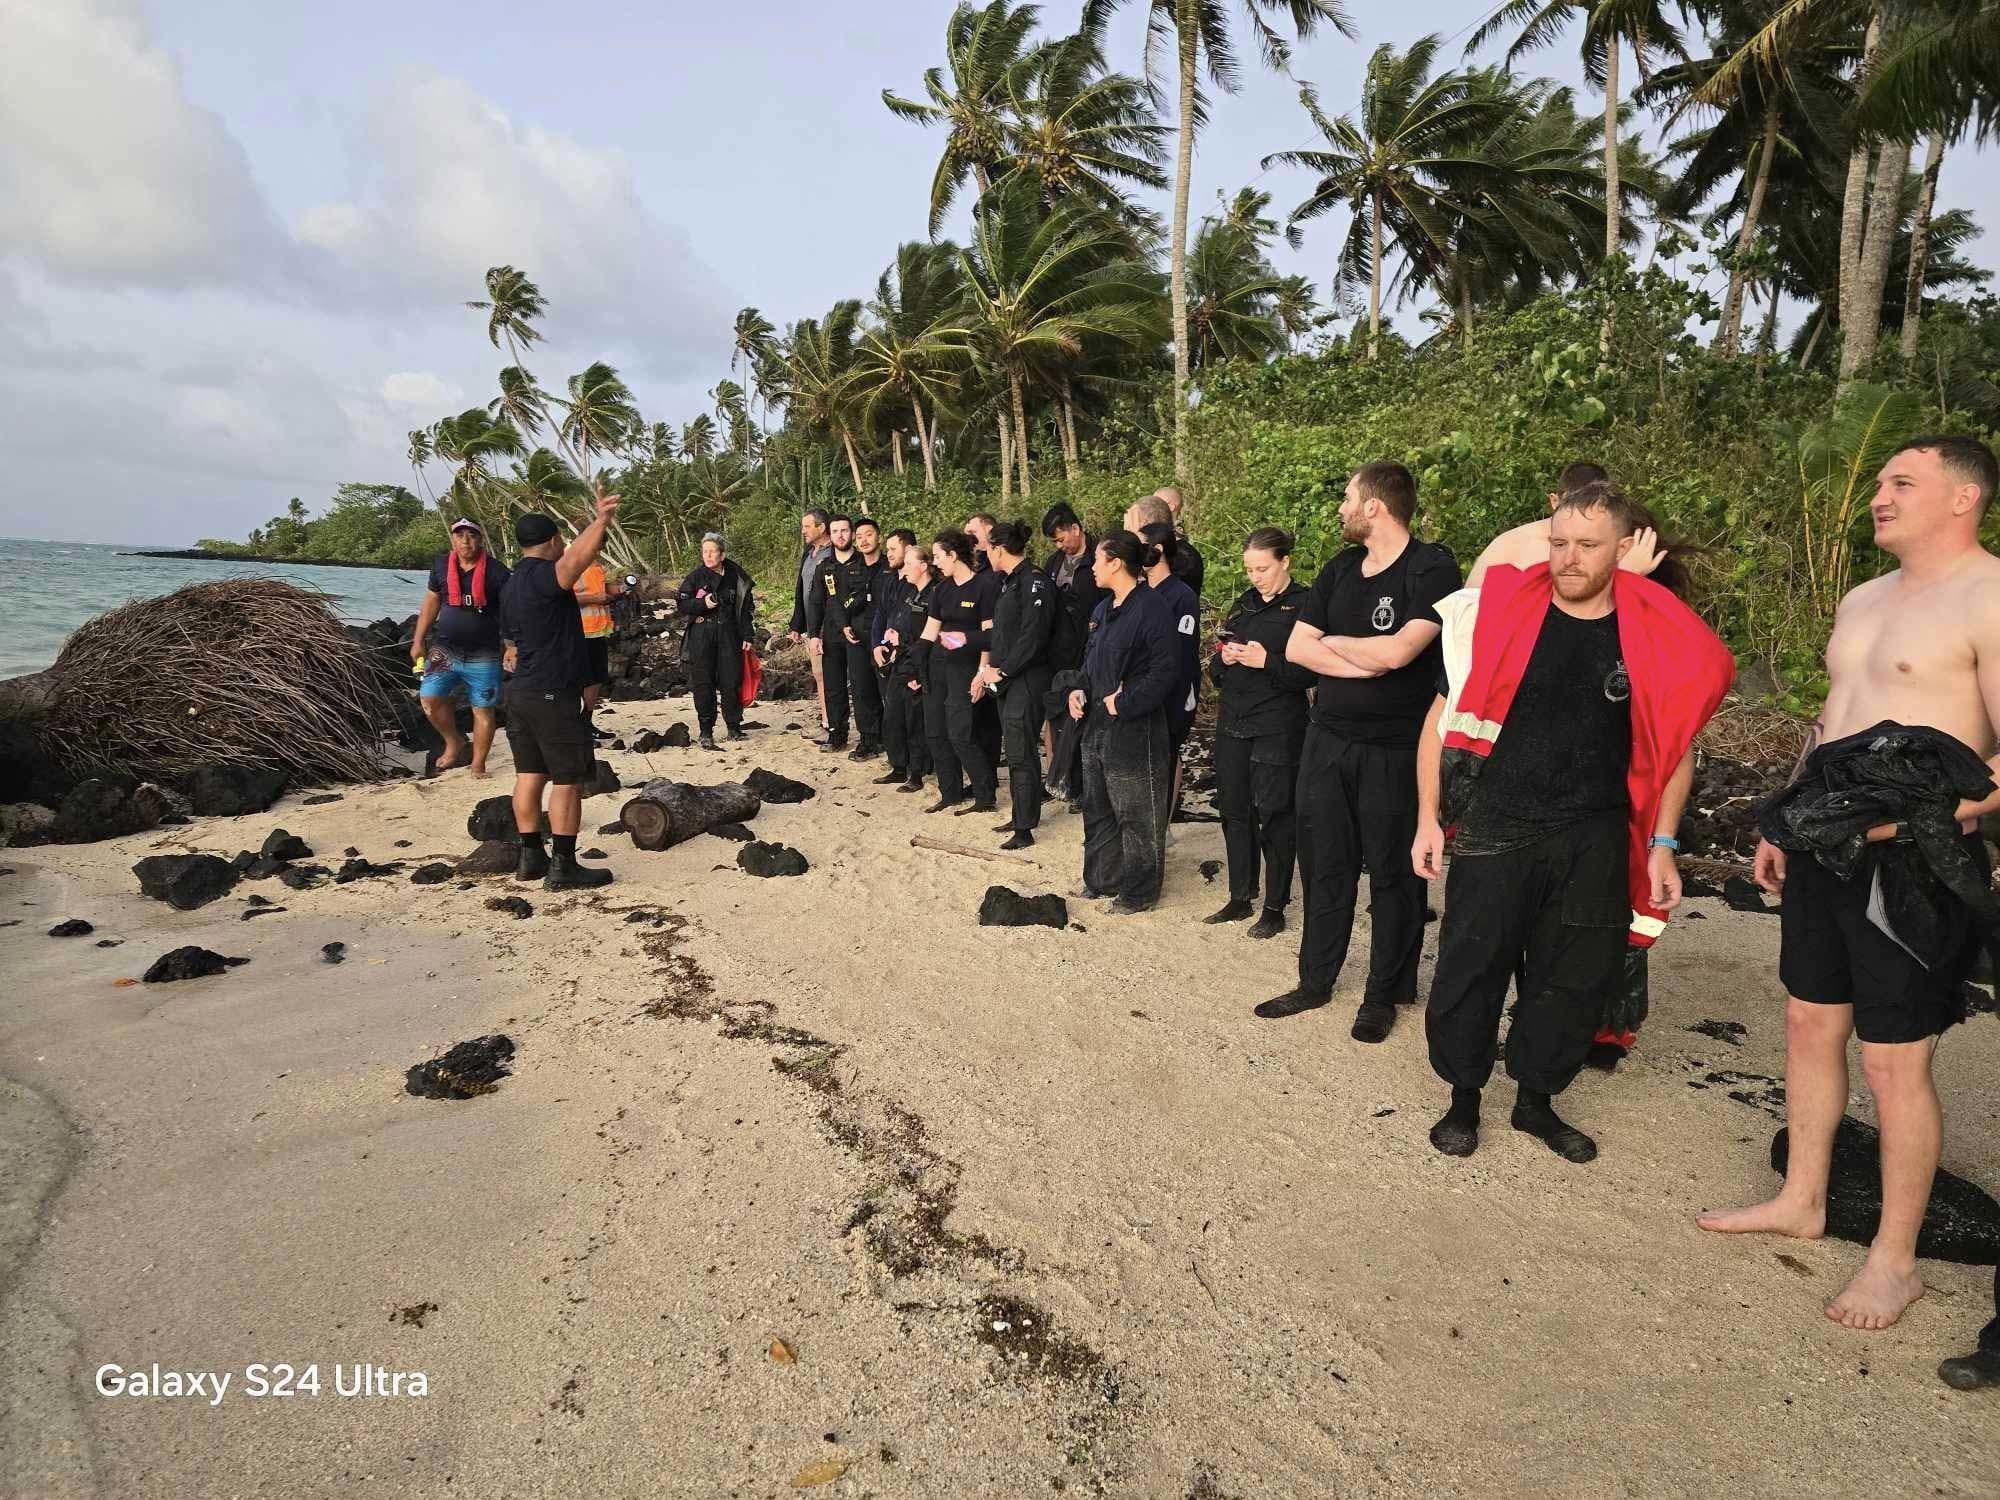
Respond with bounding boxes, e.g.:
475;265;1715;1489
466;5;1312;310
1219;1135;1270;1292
1178;615;1195;635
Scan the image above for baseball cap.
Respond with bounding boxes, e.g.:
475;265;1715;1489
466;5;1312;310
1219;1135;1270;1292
449;517;483;535
514;513;560;547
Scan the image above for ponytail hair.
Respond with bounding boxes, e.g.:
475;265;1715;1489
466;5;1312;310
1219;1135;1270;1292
1244;526;1293;560
1095;529;1146;579
1137;520;1177;571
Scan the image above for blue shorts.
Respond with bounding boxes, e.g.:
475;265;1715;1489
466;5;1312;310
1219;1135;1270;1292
421;654;503;709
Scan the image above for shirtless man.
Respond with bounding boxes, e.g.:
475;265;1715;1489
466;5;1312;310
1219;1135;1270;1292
1466;461;1662;587
1698;434;2000;1332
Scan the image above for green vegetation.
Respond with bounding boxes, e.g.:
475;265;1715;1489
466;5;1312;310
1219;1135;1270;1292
205;0;2000;706
196;484;435;567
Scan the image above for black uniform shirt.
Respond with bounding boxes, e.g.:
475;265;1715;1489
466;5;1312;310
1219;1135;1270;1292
933;570;1001;663
1210;581;1315;740
1300;539;1461;746
988;564;1056;679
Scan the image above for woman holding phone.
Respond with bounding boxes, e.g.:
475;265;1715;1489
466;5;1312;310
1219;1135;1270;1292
1067;530;1179;913
675;531;756;749
1206;527;1314;937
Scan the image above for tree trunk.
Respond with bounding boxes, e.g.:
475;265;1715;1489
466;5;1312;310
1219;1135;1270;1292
997;409;1013;502
1754;283;1780;379
840;426;867;507
1837;16;1882;347
1168;4;1198;484
1899;131;1945;361
1458;279;1473;354
1059;379;1080;485
912;395;937;491
1717;105;1780;356
1799;306;1828;368
1368;187;1383;360
1009;368;1032;498
1842;133;1911;384
890;429;905;477
1599;37;1622;357
620;778;763;851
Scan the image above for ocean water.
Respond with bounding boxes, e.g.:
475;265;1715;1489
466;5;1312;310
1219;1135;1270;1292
0;538;432;679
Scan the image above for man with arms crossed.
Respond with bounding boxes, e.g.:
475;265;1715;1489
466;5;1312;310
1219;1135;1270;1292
1700;435;2000;1333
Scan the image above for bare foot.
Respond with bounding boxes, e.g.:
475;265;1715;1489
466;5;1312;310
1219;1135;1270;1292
433;737;469;771
1695;1197;1826;1239
1826;1259;1923;1330
469;765;491;780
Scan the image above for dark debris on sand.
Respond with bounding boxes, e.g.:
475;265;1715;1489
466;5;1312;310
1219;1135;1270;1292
142;946;249;983
485;895;534;919
743;768;815;804
738;841;808;877
978;886;1068;930
48;918;94;937
1773;1116;2000;1264
132;853;238;910
409;862;454;885
404;1035;515;1100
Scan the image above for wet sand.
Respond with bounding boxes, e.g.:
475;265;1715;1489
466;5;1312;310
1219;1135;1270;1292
2;696;1996;1498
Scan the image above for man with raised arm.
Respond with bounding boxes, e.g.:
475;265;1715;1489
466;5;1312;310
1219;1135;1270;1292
1700;435;2000;1334
499;485;621;892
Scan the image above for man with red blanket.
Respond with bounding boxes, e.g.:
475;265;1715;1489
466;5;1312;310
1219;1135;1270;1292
1412;484;1734;1162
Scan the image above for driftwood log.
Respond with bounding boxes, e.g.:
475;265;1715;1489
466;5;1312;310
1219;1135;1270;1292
620;778;763;851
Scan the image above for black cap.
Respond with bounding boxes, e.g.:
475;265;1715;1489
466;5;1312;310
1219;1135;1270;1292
515;513;560;547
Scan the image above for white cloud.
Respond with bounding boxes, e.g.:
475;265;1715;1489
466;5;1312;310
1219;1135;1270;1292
296;71;731;374
380;371;463;407
0;0;289;288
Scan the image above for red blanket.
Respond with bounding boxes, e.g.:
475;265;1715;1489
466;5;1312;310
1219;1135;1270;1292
1442;563;1735;954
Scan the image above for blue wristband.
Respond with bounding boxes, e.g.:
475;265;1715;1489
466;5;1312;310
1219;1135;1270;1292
1649;835;1680;852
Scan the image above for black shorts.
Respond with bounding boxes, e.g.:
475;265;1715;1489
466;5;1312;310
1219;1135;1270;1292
1779;839;1986;1044
584;637;610;687
503;686;595;784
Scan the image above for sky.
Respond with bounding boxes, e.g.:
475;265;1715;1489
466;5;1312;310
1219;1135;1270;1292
1;0;1994;546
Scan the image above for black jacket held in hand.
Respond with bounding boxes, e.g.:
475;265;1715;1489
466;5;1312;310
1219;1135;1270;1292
676;560;755;640
1759;721;1999;968
1081;582;1179;720
988;564;1056;681
886;577;938;682
1209;581;1315;740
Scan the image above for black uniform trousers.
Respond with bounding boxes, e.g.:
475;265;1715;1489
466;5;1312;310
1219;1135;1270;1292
843;637;883;741
684;620;742;735
1294;727;1426;1001
941;655;997;803
819;622;851;740
998;666;1050;831
923;655;962;802
1215;729;1302;914
1983;1266;1999;1355
1424;813;1629;1097
1080;709;1171;907
882;669;930;783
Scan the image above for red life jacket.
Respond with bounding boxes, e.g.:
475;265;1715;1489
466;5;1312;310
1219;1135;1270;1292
445;551;490;610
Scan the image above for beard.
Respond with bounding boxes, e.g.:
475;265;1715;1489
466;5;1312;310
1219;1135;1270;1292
1552;565;1613;602
1340;515;1370;545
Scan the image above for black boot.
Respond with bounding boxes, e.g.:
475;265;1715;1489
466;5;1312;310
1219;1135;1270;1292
1247;909;1286;940
1430;1087;1481;1157
515;836;550;882
999;830;1034;851
1253;987;1330;1020
1511;1088;1597;1163
848;738;883;761
545;846;613;891
1350;999;1397;1044
698;731;718;751
873;768;906;785
1203;899;1254;925
725;725;747;741
1938;1349;2000;1391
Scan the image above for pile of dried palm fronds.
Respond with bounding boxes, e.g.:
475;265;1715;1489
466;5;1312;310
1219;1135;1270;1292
37;579;398;784
1695;695;1813;768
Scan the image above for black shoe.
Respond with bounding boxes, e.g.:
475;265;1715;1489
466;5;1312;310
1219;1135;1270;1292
1938;1349;2000;1391
820;737;850;753
993;821;1016;834
1511;1094;1597;1163
954;799;996;816
725;726;747;741
1107;896;1154;915
898;781;926;794
1203;900;1254;925
1430;1091;1481;1157
545;856;613;891
698;733;718;751
1350;1000;1397;1044
515;844;550;881
923;798;962;814
873;769;906;785
849;739;883;761
1254;988;1330;1020
1247;909;1286;940
999;831;1034;851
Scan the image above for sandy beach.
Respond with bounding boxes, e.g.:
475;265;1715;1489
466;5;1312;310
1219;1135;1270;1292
3;693;1996;1499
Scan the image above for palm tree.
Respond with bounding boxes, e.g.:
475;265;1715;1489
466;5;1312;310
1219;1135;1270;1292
1468;0;1686;349
1000;30;1171;235
772;301;870;502
406;428;438;508
1082;0;1354;485
949;177;1159;496
467;265;547;367
681;413;718;461
509;449;591;533
1643;0;1855;356
1184;213;1287;367
884;0;1045;237
1272;273;1318;349
730;307;777;427
560;362;640;483
850;241;968;490
1262;38;1506;358
429;408;526;532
